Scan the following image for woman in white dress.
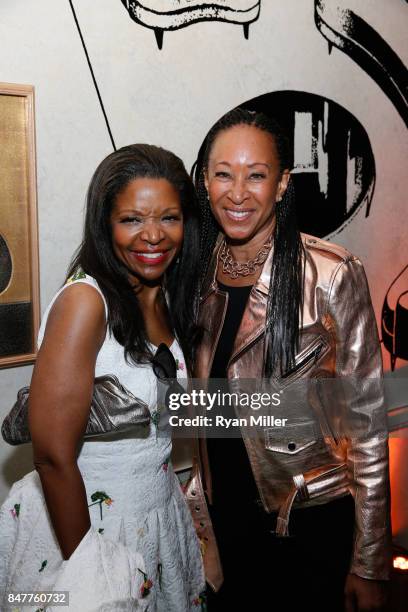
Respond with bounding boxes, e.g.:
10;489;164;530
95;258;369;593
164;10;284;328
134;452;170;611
0;144;205;611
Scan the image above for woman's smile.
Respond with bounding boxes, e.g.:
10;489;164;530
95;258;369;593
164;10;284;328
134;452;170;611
223;208;255;222
110;177;183;283
205;124;289;246
130;249;171;265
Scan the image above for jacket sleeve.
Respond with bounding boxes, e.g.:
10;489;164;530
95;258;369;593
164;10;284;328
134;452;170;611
327;255;391;580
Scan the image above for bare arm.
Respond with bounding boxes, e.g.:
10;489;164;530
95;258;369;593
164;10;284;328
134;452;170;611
29;283;106;559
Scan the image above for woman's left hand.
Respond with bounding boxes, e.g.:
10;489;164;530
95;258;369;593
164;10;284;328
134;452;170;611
344;573;388;611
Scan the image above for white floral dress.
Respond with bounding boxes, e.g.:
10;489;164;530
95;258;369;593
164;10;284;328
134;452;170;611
0;274;205;612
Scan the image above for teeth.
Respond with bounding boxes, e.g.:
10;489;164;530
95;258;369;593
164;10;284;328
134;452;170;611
227;210;251;218
137;252;163;259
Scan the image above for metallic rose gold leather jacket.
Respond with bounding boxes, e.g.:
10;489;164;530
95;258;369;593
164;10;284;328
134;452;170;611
191;233;391;589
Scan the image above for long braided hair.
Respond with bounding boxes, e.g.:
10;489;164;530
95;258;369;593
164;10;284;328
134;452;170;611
191;107;304;377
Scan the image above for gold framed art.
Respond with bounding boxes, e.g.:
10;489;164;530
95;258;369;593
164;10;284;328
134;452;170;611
0;82;40;368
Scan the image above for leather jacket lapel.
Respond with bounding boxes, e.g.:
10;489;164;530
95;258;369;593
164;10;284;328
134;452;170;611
228;246;273;369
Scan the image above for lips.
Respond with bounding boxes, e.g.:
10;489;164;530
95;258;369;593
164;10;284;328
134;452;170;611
224;208;254;222
131;250;170;265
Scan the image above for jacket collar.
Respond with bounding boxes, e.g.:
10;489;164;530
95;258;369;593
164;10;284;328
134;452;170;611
200;235;275;369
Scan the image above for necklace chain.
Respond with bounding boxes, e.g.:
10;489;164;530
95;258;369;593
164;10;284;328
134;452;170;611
219;235;273;279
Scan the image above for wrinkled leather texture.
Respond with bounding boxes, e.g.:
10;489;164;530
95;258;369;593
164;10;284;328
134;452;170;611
2;374;151;445
195;233;391;583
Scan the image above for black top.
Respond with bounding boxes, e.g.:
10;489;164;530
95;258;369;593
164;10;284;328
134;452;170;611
207;282;260;514
210;282;253;379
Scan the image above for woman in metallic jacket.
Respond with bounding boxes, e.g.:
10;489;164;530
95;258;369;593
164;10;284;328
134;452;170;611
189;108;391;611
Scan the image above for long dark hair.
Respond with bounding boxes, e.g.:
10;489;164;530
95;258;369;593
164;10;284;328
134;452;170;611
192;107;304;376
67;144;200;369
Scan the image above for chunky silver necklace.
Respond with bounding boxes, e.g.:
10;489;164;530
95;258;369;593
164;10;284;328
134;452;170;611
219;236;273;279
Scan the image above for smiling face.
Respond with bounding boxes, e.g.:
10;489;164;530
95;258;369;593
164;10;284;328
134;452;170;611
205;124;290;244
110;177;183;285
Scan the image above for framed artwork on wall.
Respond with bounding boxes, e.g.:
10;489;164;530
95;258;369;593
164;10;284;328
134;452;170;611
0;82;40;368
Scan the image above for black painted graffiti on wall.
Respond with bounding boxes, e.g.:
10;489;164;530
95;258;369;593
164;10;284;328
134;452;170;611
0;233;32;358
0;234;12;294
382;265;408;371
121;1;262;49
315;0;408;127
239;91;375;239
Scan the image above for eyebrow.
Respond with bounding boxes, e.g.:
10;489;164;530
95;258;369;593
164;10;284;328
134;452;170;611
214;161;271;169
113;206;181;216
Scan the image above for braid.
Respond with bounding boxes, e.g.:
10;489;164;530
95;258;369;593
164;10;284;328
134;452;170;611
192;106;304;376
191;149;219;281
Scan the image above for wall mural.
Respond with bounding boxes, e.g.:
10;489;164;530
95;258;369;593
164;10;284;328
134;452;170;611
121;0;262;49
313;2;408;372
382;265;408;371
315;0;408;128
238;91;375;240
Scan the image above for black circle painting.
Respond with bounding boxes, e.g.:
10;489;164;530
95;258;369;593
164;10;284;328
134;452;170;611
194;91;375;240
0;234;12;294
382;265;408;371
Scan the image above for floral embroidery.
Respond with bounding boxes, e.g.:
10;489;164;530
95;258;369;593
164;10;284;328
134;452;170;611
68;268;86;282
88;491;114;520
150;404;166;439
10;503;20;519
162;457;170;472
150;410;161;428
193;591;207;610
98;528;104;534
39;560;47;572
175;359;185;371
138;569;153;598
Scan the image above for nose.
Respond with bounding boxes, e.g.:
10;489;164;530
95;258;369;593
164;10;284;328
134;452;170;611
229;176;248;205
139;220;165;245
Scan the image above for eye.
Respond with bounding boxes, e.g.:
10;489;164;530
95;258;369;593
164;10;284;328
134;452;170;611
120;216;142;224
248;172;266;180
162;214;182;222
214;171;231;179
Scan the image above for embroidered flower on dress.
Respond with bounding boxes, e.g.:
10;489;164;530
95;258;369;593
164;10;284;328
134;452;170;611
10;503;20;519
175;359;185;371
150;410;161;428
193;591;207;610
162;457;170;472
88;491;114;520
39;560;47;572
150;406;166;440
138;569;153;598
68;268;86;282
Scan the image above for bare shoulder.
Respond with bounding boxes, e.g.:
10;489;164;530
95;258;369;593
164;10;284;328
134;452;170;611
41;282;107;353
